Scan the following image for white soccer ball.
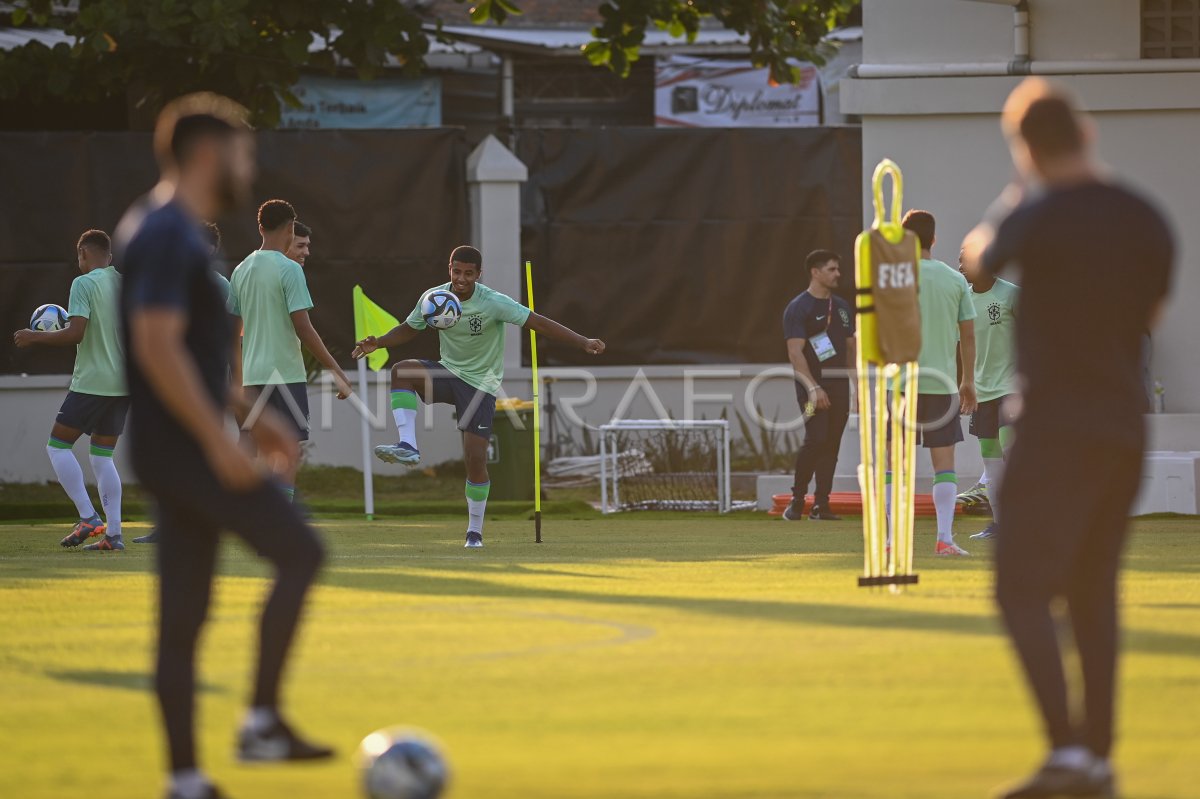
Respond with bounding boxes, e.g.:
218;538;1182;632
30;303;69;332
359;727;449;799
420;289;462;330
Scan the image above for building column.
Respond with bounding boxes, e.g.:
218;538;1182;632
467;134;529;376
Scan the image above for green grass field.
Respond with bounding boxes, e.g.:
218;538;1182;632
2;514;1198;799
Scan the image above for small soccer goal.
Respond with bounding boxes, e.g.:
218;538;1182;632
599;419;750;513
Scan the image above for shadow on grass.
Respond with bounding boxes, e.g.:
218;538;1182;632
321;566;1200;660
45;669;226;694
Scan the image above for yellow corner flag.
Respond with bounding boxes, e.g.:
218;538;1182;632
352;285;401;371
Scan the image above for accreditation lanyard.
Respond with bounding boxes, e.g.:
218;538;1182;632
808;294;837;362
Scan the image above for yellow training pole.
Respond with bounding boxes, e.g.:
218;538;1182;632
525;261;543;544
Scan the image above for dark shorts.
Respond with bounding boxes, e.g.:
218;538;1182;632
418;359;496;440
888;392;964;449
970;394;1019;440
56;391;130;437
244;383;310;441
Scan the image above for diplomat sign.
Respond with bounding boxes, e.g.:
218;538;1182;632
655;56;820;128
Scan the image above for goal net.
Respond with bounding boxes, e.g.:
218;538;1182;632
599;420;749;513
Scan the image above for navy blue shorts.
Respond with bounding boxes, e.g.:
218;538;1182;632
244;383;310;441
970;394;1018;440
56;391;130;437
887;392;964;449
418;359;496;440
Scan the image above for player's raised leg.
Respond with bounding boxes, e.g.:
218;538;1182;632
375;359;433;465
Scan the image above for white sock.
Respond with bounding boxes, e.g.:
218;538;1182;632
466;480;490;534
932;472;957;544
979;470;990;487
170;769;212;799
244;706;278;733
1048;745;1095;771
47;441;97;519
983;457;1005;523
390;389;418;448
89;447;122;537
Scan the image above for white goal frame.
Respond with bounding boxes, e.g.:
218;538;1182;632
599;419;733;514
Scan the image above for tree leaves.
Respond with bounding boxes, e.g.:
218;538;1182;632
0;0;857;126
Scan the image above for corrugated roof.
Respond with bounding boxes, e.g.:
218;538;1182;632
436;25;752;56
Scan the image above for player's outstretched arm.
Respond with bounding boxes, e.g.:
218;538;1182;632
291;309;353;399
524;312;605;355
352;323;421;359
12;317;88;348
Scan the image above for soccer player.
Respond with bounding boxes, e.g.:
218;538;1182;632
352;245;605;548
229;200;352;500
287;220;311;265
13;229;128;551
782;249;855;521
963;249;1019;541
117;93;332;799
962;78;1173;799
899;210;977;556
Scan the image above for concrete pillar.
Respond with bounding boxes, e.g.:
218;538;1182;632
466;134;529;376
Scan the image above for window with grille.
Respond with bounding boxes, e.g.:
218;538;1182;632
1143;0;1200;59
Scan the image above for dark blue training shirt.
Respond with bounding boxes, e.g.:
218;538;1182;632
782;291;856;385
983;181;1173;449
117;197;231;469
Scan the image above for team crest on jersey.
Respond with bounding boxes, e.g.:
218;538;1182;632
988;302;1002;324
839;308;850;327
468;315;484;335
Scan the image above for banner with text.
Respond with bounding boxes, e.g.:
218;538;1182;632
280;75;441;130
654;56;820;128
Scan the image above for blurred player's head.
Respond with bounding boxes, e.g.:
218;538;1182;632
76;229;112;273
257;199;296;251
154;93;253;216
447;245;482;299
288;220;312;265
805;249;841;291
203;222;222;256
901;210;936;253
1002;77;1092;182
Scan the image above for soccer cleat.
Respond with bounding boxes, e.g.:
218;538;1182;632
808;506;842;521
781;499;805;521
237;717;334;763
970;522;999;540
464;531;484;548
935;540;971;557
83;534;125;552
60;515;106;548
995;761;1115;799
956;480;990;510
165;783;230;799
373;442;421;466
134;530;161;544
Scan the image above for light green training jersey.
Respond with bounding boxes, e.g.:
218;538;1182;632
66;265;126;396
406;282;531;396
213;270;231;306
971;277;1019;402
916;258;976;395
229;250;313;386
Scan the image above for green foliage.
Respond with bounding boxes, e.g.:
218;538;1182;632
2;0;855;127
583;0;859;82
731;404;803;472
2;0;430;126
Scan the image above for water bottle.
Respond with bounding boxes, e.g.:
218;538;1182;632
1153;380;1165;414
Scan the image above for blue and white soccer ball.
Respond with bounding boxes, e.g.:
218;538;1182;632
30;303;69;332
359;727;449;799
420;290;462;330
